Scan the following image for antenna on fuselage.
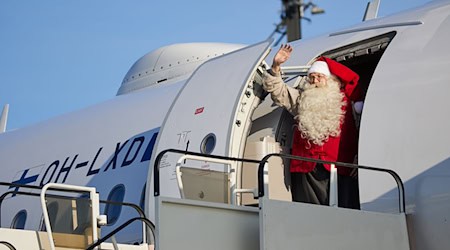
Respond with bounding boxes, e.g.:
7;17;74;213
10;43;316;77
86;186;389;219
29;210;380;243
0;104;9;133
363;0;380;21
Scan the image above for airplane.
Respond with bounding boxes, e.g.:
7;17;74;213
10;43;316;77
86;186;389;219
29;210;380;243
1;0;449;249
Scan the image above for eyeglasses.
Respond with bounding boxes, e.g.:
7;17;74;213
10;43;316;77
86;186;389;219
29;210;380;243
308;73;327;82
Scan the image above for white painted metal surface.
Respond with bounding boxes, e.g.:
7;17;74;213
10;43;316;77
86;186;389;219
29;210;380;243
363;0;380;21
260;2;450;248
356;2;450;249
259;198;410;250
0;228;150;250
0;104;8;133
151;40;272;200
155;197;259;250
174;155;232;201
0;81;183;242
0;229;50;250
118;43;244;95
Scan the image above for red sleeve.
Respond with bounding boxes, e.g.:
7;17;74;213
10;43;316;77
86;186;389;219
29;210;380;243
317;57;360;101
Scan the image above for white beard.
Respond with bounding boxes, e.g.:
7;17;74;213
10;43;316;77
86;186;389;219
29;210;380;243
296;77;346;146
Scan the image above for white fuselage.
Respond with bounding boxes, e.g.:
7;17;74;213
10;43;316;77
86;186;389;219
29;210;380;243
0;1;450;249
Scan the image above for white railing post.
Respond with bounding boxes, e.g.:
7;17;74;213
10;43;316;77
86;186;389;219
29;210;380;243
329;164;338;207
40;183;99;250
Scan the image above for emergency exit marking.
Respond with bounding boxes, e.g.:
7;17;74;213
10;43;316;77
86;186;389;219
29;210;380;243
195;107;204;115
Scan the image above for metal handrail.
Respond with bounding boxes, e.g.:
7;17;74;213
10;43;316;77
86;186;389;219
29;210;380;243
0;182;154;244
0;182;89;226
257;153;406;213
40;183;98;250
153;149;261;196
153;149;406;213
0;190;147;225
86;217;155;250
100;200;151;245
0;182;146;217
0;182;89;194
175;154;253;204
0;241;17;250
1;192;96;228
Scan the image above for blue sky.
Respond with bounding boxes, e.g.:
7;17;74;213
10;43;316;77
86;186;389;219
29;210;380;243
0;0;429;130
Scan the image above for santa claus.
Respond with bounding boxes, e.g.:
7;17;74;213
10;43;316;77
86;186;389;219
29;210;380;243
263;44;360;209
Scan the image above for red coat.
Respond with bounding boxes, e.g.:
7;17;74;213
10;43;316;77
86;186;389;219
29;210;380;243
290;57;360;176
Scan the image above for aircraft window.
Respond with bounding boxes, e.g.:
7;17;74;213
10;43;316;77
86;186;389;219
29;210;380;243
140;183;146;212
200;133;216;154
104;184;126;226
11;210;27;229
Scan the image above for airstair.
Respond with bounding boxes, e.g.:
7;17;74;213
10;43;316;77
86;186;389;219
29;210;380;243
0;182;154;250
0;148;410;250
153;148;411;250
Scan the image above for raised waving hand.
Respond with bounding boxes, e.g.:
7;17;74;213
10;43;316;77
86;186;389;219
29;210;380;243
271;44;293;73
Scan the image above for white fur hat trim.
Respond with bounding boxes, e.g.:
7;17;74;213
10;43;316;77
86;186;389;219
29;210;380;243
307;61;330;76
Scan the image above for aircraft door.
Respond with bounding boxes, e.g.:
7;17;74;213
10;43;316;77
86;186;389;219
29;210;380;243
152;39;272;200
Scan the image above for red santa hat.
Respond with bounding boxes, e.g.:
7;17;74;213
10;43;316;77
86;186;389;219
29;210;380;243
315;57;361;100
307;61;330;76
